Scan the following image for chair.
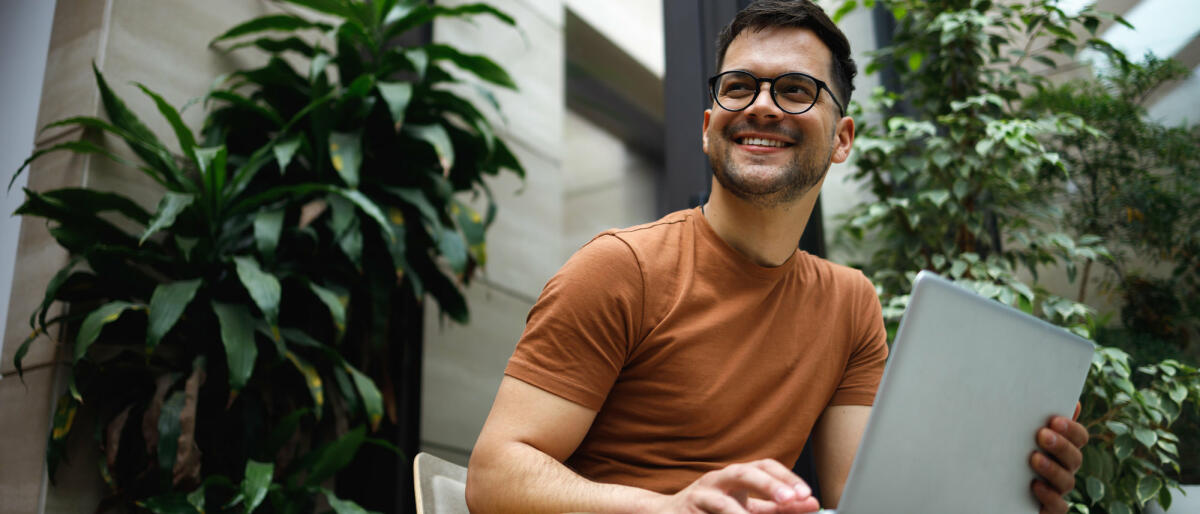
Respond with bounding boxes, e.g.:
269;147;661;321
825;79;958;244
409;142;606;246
413;452;469;514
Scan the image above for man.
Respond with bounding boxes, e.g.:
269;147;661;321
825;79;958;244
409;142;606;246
466;1;1088;512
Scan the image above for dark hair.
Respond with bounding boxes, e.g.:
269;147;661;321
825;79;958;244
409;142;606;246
715;0;857;109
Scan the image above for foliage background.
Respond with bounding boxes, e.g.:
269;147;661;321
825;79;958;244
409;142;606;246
833;0;1200;512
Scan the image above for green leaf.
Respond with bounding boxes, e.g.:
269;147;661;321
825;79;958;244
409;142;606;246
284;350;324;418
146;279;203;349
265;408;310;457
1133;427;1157;448
157;391;186;472
335;189;395;242
1110;502;1132;514
212;301;259;392
140;192;195;245
384;2;516;41
139;493;200;514
280;0;358;21
1085;476;1104;503
91;64;180;182
405;123;455;174
832;0;857;22
208;90;285;127
223;36;321;58
195;145;228;203
329;131;363;188
75;301;141;362
304;426;365;486
40;188;152;226
377;81;413;129
1136;476;1161;506
1114;434;1136;460
424;44;517;89
134;83;197;160
273;133;302;172
241;460;273;513
211;14;331;44
308;282;347;337
438;227;469;274
233;256;281;328
254;209;285;263
344;363;383;430
9;139;158;191
322;489;372;514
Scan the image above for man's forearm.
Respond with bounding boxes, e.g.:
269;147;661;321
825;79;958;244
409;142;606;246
466;440;663;514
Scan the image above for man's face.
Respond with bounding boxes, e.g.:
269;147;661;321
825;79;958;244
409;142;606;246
702;26;853;207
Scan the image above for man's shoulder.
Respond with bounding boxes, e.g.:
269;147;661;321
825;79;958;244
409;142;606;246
793;252;875;290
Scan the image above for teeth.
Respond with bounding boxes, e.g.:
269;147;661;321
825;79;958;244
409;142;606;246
741;137;786;147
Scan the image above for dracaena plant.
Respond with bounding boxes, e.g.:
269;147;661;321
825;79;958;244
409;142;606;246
9;0;522;511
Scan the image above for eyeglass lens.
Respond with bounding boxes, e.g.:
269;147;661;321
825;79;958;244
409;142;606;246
713;72;820;114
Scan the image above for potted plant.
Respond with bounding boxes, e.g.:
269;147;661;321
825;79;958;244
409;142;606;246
9;0;522;511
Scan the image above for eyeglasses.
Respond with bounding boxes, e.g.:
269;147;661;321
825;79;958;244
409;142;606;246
708;70;845;117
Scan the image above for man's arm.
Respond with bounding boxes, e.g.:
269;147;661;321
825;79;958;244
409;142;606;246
809;405;870;508
466;376;821;514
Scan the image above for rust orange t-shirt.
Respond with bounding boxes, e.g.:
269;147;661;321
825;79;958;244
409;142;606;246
505;207;888;494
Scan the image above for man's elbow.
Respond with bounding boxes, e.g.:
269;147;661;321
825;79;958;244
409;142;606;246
465;452;493;513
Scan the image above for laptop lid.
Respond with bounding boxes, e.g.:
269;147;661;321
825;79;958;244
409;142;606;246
834;271;1094;514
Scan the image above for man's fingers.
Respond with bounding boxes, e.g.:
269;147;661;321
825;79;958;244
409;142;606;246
695;490;752;514
1030;450;1076;494
747;496;821;514
749;459;813;498
1050;416;1090;450
1038;426;1084;472
709;463;806;505
1032;480;1069;514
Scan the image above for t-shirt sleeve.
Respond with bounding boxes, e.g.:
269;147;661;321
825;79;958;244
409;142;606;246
828;272;889;406
505;234;643;411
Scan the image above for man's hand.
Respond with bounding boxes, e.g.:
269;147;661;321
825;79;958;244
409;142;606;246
1030;402;1089;514
652;459;820;514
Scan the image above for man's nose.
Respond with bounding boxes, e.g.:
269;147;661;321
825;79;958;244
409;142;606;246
743;82;781;118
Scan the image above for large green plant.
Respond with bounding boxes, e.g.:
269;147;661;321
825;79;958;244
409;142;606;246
834;0;1200;512
9;0;521;511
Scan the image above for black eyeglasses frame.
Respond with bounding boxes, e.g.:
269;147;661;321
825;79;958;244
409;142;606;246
708;70;845;117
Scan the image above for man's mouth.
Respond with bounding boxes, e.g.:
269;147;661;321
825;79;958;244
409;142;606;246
737;137;792;148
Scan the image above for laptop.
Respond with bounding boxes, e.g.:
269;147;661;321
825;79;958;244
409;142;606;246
828;271;1095;514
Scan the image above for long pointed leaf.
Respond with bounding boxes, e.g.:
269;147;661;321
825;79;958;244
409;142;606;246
212;301;259;392
9;139;160;191
241;460;273;513
156;391;185;472
284;350;324;419
328;131;362;188
146;279;203;349
233;256;281;328
41;188;152;225
273;133;303;172
211;14;332;44
254;209;285;263
140;192;195;244
135;83;197;160
75;301;141;362
344;363;383;431
92;64;183;184
47;392;80;480
405;123;455;174
384;3;516;42
334;189;395;242
195;146;227;211
377;81;413;129
303;426;365;486
208;91;285;127
308;281;347;338
424;44;517;89
322;489;372;514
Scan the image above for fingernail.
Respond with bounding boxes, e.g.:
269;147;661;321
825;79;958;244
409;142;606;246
1044;431;1057;446
794;481;811;498
1036;454;1051;471
1054;418;1068;432
774;486;797;502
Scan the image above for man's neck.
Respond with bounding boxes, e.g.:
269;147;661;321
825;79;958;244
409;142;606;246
702;178;823;267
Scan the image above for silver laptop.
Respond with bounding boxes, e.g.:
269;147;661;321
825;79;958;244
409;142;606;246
830;271;1094;514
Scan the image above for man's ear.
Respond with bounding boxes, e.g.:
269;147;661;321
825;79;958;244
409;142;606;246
701;109;712;154
830;115;856;164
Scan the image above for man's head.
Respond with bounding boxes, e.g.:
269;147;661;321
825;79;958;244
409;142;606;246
715;0;856;107
702;1;857;208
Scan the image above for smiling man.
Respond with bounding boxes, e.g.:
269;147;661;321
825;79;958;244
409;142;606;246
465;1;1087;513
